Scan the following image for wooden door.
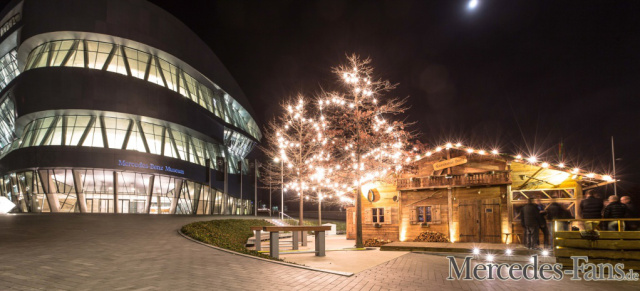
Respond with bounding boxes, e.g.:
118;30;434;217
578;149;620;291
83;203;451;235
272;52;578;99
458;200;480;242
481;199;501;243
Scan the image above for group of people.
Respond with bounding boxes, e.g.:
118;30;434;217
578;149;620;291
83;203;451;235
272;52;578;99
579;190;638;231
520;198;571;249
520;191;638;250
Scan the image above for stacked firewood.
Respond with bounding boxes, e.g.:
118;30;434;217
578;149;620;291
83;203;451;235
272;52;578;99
363;238;393;247
414;231;449;242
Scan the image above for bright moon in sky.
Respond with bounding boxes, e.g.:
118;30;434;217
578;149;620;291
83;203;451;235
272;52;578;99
468;0;479;10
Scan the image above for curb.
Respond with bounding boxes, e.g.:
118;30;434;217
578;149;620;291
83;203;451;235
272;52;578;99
177;230;354;277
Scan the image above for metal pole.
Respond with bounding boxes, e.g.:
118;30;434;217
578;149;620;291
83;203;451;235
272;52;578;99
240;162;243;214
612;136;618;197
224;159;228;215
254;159;258;216
269;180;272;217
281;160;284;220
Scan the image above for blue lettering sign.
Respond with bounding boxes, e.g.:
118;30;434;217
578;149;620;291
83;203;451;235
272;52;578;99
118;160;184;175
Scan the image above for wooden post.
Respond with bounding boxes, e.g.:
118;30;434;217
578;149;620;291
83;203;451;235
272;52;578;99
448;187;453;242
507;184;513;244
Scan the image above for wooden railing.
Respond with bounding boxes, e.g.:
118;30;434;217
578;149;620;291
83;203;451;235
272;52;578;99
397;171;511;190
553;218;640;270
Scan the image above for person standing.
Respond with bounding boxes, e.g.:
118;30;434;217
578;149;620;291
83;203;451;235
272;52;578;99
535;199;549;249
522;198;542;249
604;195;627;231
622;196;638;230
545;200;569;247
580;191;603;231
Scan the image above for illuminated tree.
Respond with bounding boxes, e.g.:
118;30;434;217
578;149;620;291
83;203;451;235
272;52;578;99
259;95;329;225
320;54;421;247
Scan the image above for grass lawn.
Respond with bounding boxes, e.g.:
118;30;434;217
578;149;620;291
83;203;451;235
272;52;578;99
181;219;275;259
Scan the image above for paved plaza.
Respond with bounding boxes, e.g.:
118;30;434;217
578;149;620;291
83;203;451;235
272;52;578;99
0;214;637;290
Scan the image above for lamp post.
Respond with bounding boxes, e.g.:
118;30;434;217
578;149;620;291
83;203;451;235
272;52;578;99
269;180;272;217
275;157;284;219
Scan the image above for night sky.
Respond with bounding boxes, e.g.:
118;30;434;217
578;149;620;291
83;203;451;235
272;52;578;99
148;0;640;199
3;0;638;200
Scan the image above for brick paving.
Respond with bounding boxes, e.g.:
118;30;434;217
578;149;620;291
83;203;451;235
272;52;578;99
0;214;637;290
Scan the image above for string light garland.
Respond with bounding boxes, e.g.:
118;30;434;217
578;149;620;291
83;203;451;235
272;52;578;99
415;142;614;182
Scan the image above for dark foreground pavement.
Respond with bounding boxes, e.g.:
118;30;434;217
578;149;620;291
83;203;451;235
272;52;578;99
0;214;637;290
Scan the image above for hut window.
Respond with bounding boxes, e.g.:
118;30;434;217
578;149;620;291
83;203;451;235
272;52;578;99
412;205;442;224
418;206;432;223
372;207;385;223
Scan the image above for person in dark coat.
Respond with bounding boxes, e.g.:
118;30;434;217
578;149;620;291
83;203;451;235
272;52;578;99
521;198;542;249
579;191;603;231
622;196;638;230
604;195;627;230
535;199;549;249
545;201;570;246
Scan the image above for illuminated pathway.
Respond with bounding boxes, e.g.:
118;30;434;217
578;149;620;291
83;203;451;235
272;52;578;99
0;215;636;290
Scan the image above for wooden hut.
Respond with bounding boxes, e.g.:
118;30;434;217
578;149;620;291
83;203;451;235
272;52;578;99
346;145;614;244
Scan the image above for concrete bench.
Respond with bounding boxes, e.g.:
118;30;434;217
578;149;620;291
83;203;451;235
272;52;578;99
251;226;332;259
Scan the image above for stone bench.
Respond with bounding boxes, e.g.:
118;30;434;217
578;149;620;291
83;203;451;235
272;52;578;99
251;226;332;259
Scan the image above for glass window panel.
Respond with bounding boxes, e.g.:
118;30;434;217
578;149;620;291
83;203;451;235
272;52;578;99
0;97;17;148
24;45;42;70
106;46;128;76
50;40;74;67
170;130;188;162
67;41;85;68
181;72;199;103
162;132;177;159
150;176;177;215
86;41;113;69
46;118;64;146
65;116;91;146
141;122;163;155
147;58;165;87
104;117;130;149
125;121;147;153
33;43;52;69
80;169;115;213
1;49;21;91
116;172;150;214
82;118;104;148
158;59;178;91
52;169;77;213
32;117;55;146
124;48;150;80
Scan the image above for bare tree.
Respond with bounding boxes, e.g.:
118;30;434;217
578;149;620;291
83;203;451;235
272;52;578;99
319;54;422;247
259;95;328;226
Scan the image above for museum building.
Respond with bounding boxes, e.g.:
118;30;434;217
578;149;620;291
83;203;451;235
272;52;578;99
0;0;261;215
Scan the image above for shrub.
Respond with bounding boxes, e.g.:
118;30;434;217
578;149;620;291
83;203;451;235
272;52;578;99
181;219;276;260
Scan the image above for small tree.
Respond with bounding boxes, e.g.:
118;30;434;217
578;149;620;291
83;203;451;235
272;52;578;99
259;95;328;226
320;54;421;247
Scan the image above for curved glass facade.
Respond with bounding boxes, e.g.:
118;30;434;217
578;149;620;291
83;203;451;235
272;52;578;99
0;96;15;148
0;3;260;216
0;13;20;38
3;114;250;174
1;169;252;215
0;49;19;91
24;39;261;140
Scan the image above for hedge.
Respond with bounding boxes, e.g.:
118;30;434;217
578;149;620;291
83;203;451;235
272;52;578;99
181;219;276;260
